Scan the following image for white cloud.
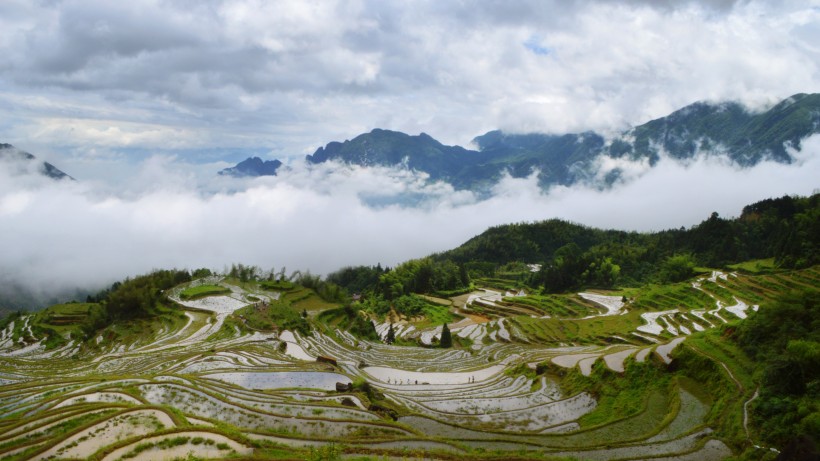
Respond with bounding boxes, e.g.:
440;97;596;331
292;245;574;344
1;135;817;302
0;0;818;305
0;0;817;159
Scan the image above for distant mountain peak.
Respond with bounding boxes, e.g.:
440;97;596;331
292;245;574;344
305;128;470;177
218;156;283;177
301;93;819;192
0;144;73;180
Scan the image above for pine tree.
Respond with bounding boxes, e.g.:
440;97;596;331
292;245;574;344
440;323;452;348
386;324;396;344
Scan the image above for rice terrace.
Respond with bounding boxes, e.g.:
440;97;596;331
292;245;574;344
2;1;820;459
0;195;818;461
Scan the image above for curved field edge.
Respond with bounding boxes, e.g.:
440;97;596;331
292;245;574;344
0;265;817;460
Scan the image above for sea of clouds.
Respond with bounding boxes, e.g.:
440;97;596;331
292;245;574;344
1;135;818;305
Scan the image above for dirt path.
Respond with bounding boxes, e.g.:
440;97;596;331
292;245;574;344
687;345;743;391
743;388;758;440
462;313;491;324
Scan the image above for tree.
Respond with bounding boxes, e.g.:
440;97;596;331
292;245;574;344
734;290;820;447
440;323;452;348
348;315;380;341
102;269;192;321
582;256;621;288
386;324;395;344
192;268;212;279
659;254;695;283
458;263;470;287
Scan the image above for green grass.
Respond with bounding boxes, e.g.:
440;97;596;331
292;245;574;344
686;329;756;391
291;292;339;313
260;280;298;292
282;285;347;313
282;288;312;303
92;305;192;348
672;331;758;448
717;276;769;304
417;294;453;306
556;389;672;447
503;294;601;318
30;302;104;342
709;268;819;307
472;277;522;291
39;302;96;318
508;316;563;342
316;307;347;327
727;258;777;274
625;283;714;312
420;304;455;326
698;280;736;304
234;300;309;335
179;285;230;300
510;311;643;344
540;360;679;447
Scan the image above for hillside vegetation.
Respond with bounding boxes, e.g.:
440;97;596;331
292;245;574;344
434;193;818;290
0;194;817;460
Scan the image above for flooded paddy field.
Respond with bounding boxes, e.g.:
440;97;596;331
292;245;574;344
3;268;814;460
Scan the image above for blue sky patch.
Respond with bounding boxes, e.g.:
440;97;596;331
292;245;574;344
524;35;551;56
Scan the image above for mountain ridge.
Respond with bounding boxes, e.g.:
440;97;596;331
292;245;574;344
292;93;820;190
0;143;73;180
218;156;283;177
6;93;820;191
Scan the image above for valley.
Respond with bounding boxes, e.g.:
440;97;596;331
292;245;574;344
1;261;816;460
3;3;819;461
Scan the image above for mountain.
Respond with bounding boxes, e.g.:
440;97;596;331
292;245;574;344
305;93;820;190
306;129;474;181
469;130;605;188
218;156;283;177
621;92;820;165
432;193;819;289
0;143;73;180
0;278;91;312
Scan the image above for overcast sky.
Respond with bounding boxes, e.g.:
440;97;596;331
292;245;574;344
1;0;819;172
1;0;819;303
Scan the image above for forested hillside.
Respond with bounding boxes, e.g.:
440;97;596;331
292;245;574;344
1;193;818;460
430;194;818;292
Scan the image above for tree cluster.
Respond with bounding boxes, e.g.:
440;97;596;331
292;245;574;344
436;194;818;292
734;289;819;448
326;265;386;295
340;303;379;341
94;269;192;321
294;272;346;303
531;243;623;293
378;258;469;300
228;263;260;283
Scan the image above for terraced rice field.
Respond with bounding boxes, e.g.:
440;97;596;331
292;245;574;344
1;267;817;460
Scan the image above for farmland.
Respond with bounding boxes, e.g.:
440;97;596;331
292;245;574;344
1;263;816;460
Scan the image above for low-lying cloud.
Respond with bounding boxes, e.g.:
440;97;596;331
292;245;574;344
1;137;818;306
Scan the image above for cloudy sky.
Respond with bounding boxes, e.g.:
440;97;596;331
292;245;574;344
1;0;818;170
1;0;819;303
